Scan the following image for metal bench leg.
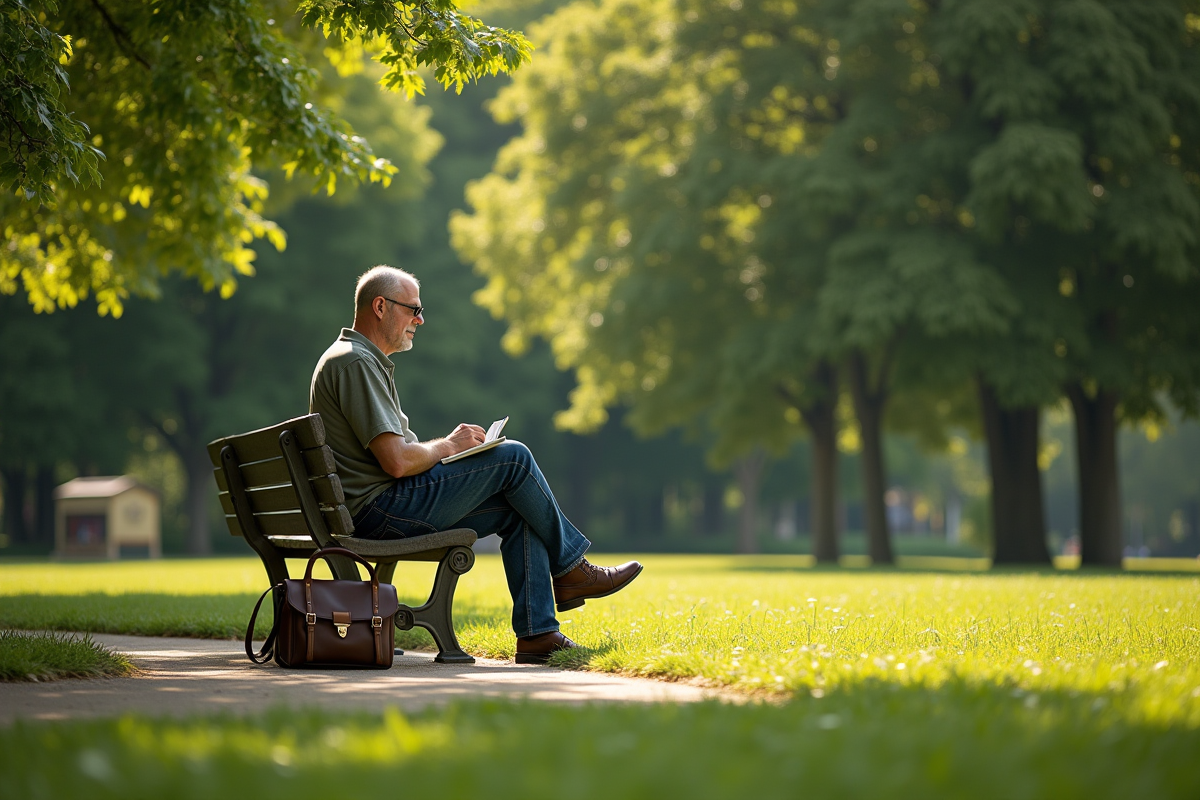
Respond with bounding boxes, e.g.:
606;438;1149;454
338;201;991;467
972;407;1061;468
251;544;290;589
375;562;398;585
394;546;475;664
325;555;365;582
374;562;404;656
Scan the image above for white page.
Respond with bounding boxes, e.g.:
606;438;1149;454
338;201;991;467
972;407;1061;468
485;416;509;442
440;417;509;465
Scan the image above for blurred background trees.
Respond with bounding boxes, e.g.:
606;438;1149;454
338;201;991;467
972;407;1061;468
3;0;1199;566
452;0;1200;565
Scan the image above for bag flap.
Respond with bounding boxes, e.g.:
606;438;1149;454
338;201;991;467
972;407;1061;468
285;579;399;620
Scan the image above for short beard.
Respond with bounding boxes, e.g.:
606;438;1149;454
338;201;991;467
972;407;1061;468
396;336;413;353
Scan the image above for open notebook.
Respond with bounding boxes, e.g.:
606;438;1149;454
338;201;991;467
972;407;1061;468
440;416;509;464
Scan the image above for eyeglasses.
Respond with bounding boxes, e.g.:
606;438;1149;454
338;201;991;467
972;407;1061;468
383;297;424;318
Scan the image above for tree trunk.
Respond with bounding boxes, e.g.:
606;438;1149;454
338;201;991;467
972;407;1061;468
34;465;56;547
1067;383;1123;566
849;351;894;565
799;360;840;563
978;380;1050;564
1;466;29;544
184;447;213;556
734;450;765;554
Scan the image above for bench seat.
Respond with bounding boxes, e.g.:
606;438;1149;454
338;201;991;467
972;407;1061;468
267;529;477;559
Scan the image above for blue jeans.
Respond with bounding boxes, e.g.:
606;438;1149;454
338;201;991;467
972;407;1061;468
351;440;590;638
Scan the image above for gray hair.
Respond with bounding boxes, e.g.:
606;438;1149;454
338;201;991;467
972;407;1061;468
354;265;420;315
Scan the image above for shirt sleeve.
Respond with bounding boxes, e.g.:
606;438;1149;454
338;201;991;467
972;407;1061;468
335;359;408;450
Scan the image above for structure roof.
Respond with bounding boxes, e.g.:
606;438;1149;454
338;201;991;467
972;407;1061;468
55;476;156;500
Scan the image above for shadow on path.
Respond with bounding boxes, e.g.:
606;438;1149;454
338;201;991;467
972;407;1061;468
0;633;725;724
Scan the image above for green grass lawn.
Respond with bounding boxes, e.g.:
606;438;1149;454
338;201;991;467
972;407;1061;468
0;630;134;681
3;694;1198;800
1;554;1198;798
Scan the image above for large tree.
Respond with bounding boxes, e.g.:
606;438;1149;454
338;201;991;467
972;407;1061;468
451;0;832;555
926;0;1200;565
451;0;1022;564
1;0;531;314
455;0;1200;569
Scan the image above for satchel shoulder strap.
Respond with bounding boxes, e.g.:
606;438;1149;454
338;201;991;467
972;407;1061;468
245;583;283;665
304;546;378;583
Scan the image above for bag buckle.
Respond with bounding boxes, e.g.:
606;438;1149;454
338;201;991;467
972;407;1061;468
372;616;383;628
305;613;316;625
336;623;349;638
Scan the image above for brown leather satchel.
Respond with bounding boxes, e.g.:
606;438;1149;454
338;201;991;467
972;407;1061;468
245;547;399;668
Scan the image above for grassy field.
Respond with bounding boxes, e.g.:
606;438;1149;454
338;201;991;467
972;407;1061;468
3;694;1198;800
1;555;1198;797
1;555;1198;702
0;630;134;681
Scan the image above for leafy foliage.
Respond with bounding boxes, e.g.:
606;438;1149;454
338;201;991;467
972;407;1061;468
300;0;533;96
454;0;813;459
451;0;1018;466
0;0;103;199
0;57;442;552
453;0;1200;564
0;0;530;315
456;0;1200;433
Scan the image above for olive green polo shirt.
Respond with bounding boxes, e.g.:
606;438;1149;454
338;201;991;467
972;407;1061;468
309;328;417;516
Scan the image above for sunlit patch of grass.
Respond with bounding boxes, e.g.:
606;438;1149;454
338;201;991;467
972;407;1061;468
3;697;1199;799
1;555;1198;728
535;557;1200;726
398;556;1200;729
2;556;1198;795
0;631;134;681
0;558;272;596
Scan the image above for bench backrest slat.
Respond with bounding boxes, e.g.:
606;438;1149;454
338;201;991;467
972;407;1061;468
211;446;336;492
217;474;345;517
205;414;325;468
224;506;354;538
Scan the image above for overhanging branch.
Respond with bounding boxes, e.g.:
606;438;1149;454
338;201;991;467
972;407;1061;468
87;0;152;70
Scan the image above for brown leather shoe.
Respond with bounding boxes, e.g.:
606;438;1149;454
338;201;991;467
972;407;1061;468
553;558;643;612
515;631;578;664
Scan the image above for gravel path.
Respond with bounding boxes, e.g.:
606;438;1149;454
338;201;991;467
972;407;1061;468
1;634;724;724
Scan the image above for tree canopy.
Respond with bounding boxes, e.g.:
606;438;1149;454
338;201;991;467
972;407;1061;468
453;0;1200;563
0;0;531;315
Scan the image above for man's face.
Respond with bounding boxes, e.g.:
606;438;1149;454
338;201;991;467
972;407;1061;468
382;278;423;354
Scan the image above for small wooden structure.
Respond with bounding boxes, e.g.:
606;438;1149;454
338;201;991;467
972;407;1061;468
54;476;161;560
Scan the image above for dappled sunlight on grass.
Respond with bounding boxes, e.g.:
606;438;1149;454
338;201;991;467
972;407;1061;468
3;555;1198;796
2;554;1198;728
439;556;1200;727
3;691;1199;799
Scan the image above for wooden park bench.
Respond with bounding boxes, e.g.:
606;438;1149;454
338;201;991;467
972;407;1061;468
208;413;477;664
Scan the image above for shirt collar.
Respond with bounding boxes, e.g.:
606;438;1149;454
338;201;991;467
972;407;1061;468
339;328;394;373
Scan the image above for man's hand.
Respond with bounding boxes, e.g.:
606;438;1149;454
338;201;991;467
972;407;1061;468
369;422;486;478
446;423;487;454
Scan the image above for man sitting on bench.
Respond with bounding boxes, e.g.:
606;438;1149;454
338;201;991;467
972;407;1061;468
310;265;643;664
